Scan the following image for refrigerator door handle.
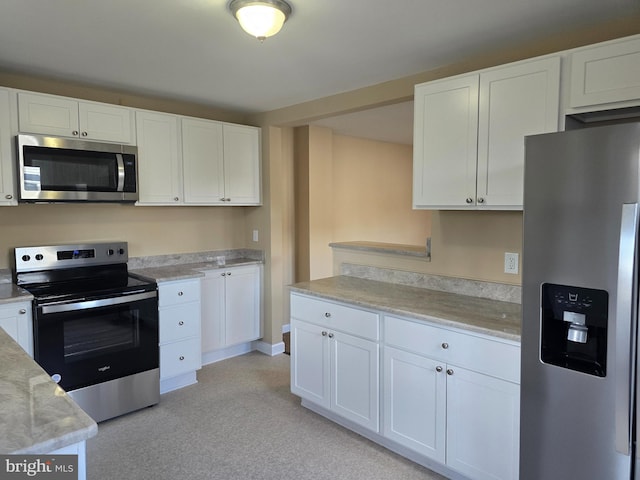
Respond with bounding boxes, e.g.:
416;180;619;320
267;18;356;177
615;202;639;456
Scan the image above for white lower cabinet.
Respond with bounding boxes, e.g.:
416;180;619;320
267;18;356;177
0;301;33;357
383;315;520;480
290;293;380;432
201;264;262;355
158;278;202;393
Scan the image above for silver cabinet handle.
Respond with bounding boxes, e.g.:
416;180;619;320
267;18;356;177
466;197;473;204
321;331;328;336
19;309;27;314
436;366;443;373
477;197;485;204
174;197;179;201
227;272;231;276
328;333;334;338
178;321;184;326
81;131;88;137
5;194;12;200
324;312;331;318
441;342;449;349
178;291;183;296
72;130;79;136
179;356;185;361
446;369;454;376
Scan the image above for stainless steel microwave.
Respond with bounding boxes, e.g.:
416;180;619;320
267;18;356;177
16;134;138;203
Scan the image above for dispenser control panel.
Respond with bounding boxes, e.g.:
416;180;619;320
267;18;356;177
541;283;608;377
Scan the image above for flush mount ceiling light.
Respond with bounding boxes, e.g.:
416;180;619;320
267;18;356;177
229;0;292;41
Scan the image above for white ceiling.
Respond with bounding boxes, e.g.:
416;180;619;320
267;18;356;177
0;0;637;144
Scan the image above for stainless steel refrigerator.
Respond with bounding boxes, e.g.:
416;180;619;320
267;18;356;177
521;122;640;480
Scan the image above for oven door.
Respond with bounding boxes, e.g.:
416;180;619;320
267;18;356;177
33;290;158;392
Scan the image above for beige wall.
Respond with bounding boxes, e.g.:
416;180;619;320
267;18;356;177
332;135;430;245
0;204;247;269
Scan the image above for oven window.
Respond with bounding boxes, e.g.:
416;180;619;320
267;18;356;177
63;310;140;362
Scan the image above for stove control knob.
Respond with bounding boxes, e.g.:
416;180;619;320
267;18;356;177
21;255;30;262
118;248;125;255
35;254;43;261
107;249;114;256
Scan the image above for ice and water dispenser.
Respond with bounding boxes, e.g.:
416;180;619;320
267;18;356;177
540;283;608;377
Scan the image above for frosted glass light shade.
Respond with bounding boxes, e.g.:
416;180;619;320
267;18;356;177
230;0;291;40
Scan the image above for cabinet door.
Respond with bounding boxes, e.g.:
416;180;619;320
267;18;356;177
446;366;520;480
200;272;226;353
18;92;79;138
224;265;261;346
222;124;261;205
135;111;182;204
0;302;33;357
331;331;379;432
290;319;330;408
182;117;225;204
78;102;134;143
569;36;640;108
0;89;16;205
383;346;446;462
477;57;560;208
413;75;479;209
160;337;201;380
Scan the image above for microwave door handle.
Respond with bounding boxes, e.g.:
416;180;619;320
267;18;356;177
116;153;125;192
615;203;639;455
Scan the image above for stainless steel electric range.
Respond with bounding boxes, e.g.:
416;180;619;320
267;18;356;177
15;242;159;422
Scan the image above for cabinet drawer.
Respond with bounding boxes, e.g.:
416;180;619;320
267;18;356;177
291;294;379;341
160;337;201;379
160;302;200;343
159;279;201;307
384;316;520;383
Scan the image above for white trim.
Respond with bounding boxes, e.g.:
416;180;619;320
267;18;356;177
255;340;285;356
282;323;291;333
160;371;198;394
202;342;254;365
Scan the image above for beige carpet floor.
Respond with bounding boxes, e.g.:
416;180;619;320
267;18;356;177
86;351;446;480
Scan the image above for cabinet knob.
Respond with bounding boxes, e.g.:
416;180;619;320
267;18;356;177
81;131;88;137
447;369;454;376
321;331;328;336
178;291;183;296
227;272;232;276
436;366;443;373
477;197;485;204
324;312;331;318
179;356;185;361
174;197;179;202
5;194;12;200
19;309;27;314
178;321;184;326
466;197;473;204
72;130;79;136
441;342;449;349
221;272;226;276
328;333;334;338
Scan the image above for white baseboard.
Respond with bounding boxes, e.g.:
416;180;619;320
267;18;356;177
282;323;291;334
255;340;285;356
160;371;198;394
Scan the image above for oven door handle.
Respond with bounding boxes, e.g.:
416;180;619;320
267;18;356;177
41;291;157;314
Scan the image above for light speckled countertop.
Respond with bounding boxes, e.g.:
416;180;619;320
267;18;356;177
0;283;33;305
289;275;521;342
130;258;263;283
0;328;97;453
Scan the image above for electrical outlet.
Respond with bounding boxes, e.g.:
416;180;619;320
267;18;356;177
504;252;519;274
252;229;259;242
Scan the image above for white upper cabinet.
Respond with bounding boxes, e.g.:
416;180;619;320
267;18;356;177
569;35;640;109
17;92;134;143
137;111;261;206
182;117;225;204
222;124;261;205
136;110;182;204
413;56;560;210
0;88;17;205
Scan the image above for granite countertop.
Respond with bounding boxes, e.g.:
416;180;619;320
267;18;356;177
0;328;97;454
289;275;521;342
131;257;263;283
0;283;33;306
